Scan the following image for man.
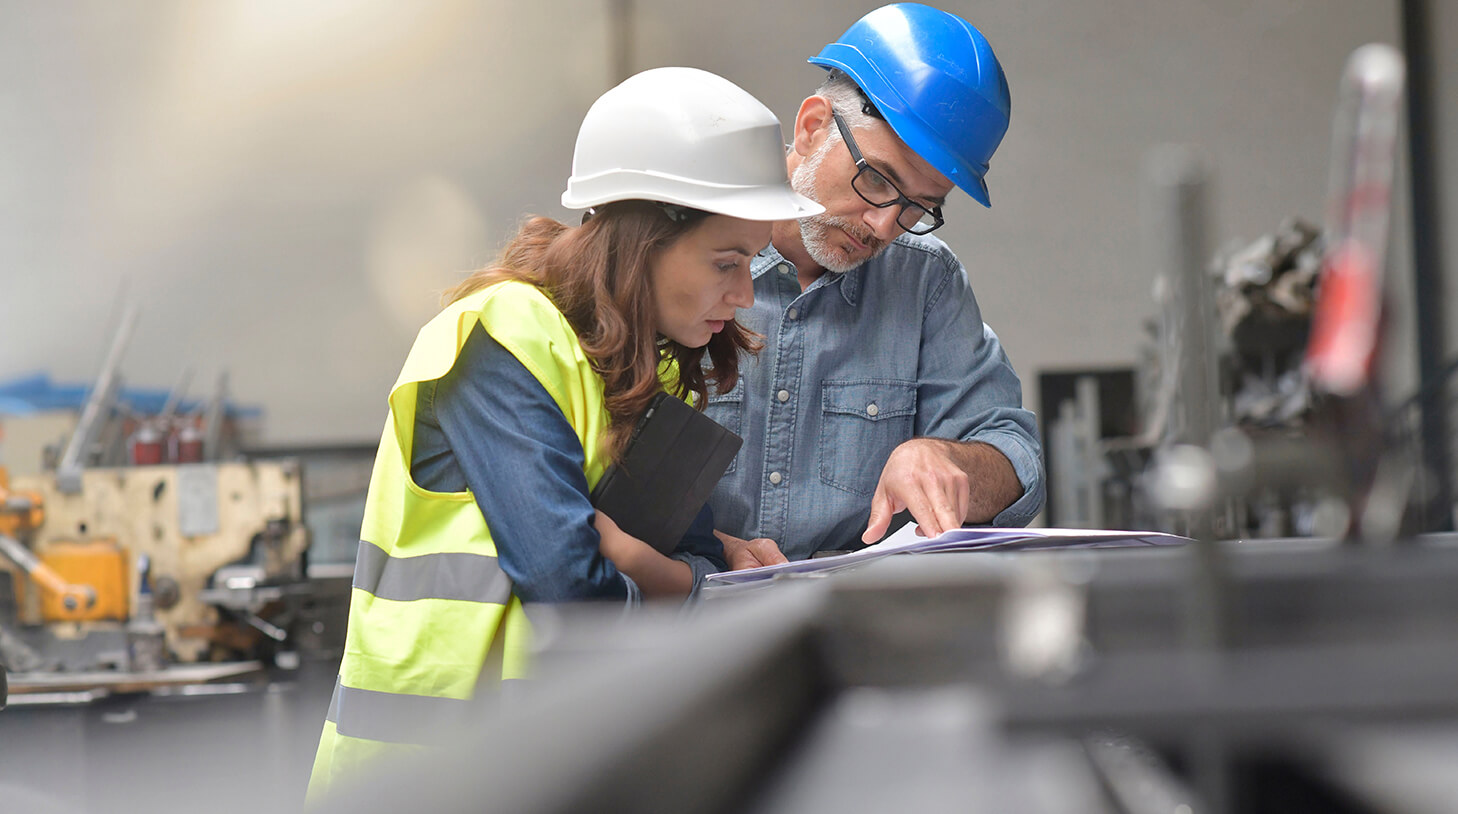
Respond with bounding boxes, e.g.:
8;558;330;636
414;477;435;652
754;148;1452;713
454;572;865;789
707;3;1045;567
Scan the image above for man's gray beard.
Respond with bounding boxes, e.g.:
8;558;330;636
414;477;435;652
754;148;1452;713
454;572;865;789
790;139;887;274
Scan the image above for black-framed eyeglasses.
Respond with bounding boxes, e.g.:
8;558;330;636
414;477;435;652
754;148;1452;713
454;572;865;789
832;112;945;236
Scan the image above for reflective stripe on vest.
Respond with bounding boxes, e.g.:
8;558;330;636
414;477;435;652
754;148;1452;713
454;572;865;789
353;540;513;604
325;677;473;745
324;675;533;746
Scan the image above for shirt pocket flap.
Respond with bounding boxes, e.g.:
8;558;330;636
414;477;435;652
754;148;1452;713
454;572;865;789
821;380;916;421
706;388;742;407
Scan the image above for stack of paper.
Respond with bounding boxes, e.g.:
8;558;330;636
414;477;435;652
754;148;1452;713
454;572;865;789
704;524;1190;586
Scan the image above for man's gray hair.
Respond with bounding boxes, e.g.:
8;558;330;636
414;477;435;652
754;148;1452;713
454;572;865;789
814;69;880;142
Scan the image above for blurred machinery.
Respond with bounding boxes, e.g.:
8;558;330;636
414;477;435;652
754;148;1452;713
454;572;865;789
1049;38;1446;544
0;308;310;703
1047;217;1330;535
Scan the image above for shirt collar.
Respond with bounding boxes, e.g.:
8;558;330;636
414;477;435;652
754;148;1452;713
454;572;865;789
753;244;864;307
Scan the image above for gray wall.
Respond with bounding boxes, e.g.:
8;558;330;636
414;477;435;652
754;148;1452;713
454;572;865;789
2;0;1450;447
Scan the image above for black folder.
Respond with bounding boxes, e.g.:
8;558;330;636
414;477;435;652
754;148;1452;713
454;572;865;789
589;392;742;554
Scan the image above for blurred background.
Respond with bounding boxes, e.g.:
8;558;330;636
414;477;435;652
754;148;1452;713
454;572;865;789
3;2;1458;813
2;0;1448;449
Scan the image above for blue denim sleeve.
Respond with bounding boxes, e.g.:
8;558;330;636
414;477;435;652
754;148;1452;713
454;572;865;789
916;252;1047;526
670;503;727;598
417;323;632;603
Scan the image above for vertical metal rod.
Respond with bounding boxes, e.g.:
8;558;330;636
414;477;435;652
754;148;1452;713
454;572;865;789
1152;147;1220;457
159;366;194;423
1075;376;1105;529
203;370;230;463
1148;151;1234;814
56;303;139;493
1147;143;1230;659
1400;0;1454;532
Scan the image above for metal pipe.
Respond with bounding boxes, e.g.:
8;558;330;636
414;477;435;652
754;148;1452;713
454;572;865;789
1150;146;1220;457
1400;0;1454;532
202;370;230;462
1146;145;1229;645
1146;144;1234;813
56;303;138;493
159;365;194;423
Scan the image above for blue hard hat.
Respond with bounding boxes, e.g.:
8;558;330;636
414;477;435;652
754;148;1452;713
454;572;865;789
808;3;1011;207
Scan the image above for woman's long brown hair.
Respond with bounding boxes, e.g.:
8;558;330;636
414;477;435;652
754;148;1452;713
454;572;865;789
442;200;761;461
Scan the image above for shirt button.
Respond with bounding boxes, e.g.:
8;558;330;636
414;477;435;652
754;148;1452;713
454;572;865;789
786;308;799;320
777;263;792;275
866;403;879;417
769;471;783;485
776;389;790;403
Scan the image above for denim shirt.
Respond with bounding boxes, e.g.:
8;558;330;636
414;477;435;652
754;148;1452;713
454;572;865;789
411;323;726;603
705;233;1045;560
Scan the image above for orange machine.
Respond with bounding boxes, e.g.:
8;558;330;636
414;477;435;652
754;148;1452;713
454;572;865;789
1;466;99;618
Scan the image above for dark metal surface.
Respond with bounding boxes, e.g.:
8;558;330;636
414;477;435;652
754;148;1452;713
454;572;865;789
742;687;1111;814
8;539;1458;813
319;588;833;814
292;538;1458;813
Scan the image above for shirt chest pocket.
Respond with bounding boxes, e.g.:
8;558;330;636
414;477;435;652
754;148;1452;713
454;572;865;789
819;380;917;496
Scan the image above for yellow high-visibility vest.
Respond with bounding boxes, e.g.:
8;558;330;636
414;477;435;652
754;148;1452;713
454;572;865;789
307;281;613;802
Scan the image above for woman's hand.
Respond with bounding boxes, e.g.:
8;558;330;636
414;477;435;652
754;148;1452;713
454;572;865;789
594;511;693;598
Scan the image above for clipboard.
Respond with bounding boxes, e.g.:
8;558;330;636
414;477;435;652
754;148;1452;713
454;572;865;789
589;391;742;554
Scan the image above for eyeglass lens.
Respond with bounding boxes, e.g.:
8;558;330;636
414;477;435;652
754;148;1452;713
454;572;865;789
835;113;942;235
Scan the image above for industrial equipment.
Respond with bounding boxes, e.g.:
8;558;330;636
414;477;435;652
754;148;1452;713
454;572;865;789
0;310;310;703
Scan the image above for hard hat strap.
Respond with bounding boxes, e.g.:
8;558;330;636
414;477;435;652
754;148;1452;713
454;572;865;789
579;202;709;227
655;202;707;223
856;88;885;121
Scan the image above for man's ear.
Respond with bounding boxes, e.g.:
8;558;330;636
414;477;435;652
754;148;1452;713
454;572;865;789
792;95;835;158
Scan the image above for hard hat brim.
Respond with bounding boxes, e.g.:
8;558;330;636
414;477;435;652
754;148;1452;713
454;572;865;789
562;172;824;222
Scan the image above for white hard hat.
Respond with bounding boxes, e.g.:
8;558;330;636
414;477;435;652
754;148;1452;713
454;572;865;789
562;67;823;221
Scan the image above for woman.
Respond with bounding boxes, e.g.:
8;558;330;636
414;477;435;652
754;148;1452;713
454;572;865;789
307;67;820;799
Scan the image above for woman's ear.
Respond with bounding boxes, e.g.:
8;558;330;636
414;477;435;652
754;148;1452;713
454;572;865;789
792;95;835;158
